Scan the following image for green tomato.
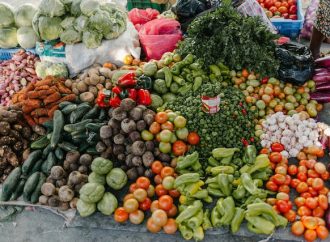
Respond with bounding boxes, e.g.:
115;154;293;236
159;142;171;154
294;93;301;101
309;100;318;106
176;127;189;140
239;83;247;90
250;105;257;112
170;134;177;143
284;86;293;95
174;116;187;128
268;77;279;85
141;130;154;141
167;112;177;122
307;80;315;89
287;110;297;116
300;98;308;105
269;99;277;108
246;86;254;93
284;103;294;111
302;93;310;100
255;130;263;137
159;130;173;143
258;109;265;117
286;95;296;103
255;124;263;130
162;176;175;190
256;100;266;110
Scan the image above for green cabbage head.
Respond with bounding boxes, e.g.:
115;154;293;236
0;3;14;27
60;28;81;45
77;199;96;217
89;10;111;35
80;0;100;16
0;28;18;48
60;17;76;29
73;15;88;32
38;16;63;41
39;0;66;17
82;30;103;49
97;192;118;216
14;4;37;27
17;27;39;49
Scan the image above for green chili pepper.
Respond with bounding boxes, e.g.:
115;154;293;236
209;73;217;82
216;198;225;215
246;215;275;235
192;189;208;199
176;200;203;224
207;182;220;189
220;155;233;165
171;63;183;75
162;66;172;88
232;185;246;200
187;209;203;229
182;54;195;65
174;173;200;188
219;196;235;225
211;206;222;227
173;75;185;85
193;226;204;241
243;145;257;164
207;187;224;197
208;157;220;167
208;166;235;176
189;63;201;70
253;179;263;188
209;65;221;76
241;173;259;195
217;174;232;196
193;77;203;91
202;209;212;230
217;62;230;72
184;181;204;196
203;195;213;203
243;154;270;175
178;83;192;95
212;148;239;160
251;170;269;181
176;152;199;170
179;224;194;240
231;207;245;233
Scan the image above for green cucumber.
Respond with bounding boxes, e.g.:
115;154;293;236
0;167;22;201
58;142;78;152
98;109;106;121
31;159;44;173
55;147;64;160
42;120;53;131
30;173;46;204
62;104;77;115
70;103;91;124
86;123;105;132
10;179;26;200
64;119;92;133
50;110;64;149
59;101;74;109
47;132;53;140
31;136;49;149
79;143;90;153
22;150;42;175
82;106;99;120
41;152;57;175
23;172;40;202
42;144;52;158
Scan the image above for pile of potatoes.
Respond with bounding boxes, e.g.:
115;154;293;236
64;64;114;103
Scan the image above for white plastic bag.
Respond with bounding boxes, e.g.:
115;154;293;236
37;22;140;77
237;0;277;34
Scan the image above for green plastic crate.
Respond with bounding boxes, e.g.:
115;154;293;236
127;0;165;12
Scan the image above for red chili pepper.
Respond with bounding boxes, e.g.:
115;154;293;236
137;89;151;106
241;109;247;116
109;95;121;108
241;138;249;147
118;72;136;88
112;86;122;95
261;77;269;84
96;89;112;108
250;137;255;143
128;88;137;101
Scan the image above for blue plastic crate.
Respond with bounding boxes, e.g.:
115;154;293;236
0;48;37;61
271;0;304;39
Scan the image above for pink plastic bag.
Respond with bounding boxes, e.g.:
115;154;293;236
300;0;319;39
128;8;160;26
139;19;182;60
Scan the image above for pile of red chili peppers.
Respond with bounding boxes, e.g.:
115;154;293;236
96;73;152;108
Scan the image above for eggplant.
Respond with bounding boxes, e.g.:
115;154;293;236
311;92;330;103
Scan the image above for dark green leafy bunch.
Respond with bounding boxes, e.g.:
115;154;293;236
177;4;279;76
167;82;259;160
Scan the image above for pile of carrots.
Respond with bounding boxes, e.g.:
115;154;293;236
12;76;76;126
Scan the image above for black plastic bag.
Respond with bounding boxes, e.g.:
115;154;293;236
276;42;314;85
172;0;207;19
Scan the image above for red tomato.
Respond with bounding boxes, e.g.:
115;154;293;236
318;195;329;210
296;182;308;193
271;143;285;152
114;207;129;223
269;6;278;13
172;141;188;156
289;5;297;14
166;204;178;218
264;0;273;8
154;174;163;185
316;225;329;240
187;132;200;145
297;172;307;182
168;189;180;198
278;185;290;194
274;1;282;8
276;200;291;213
284;175;291;185
151;161;163;175
160;167;174;179
266;181;278;192
136;177;151;190
275;166;287;175
270;152;282;163
290;178;300;188
289;14;297;20
281;2;289;8
139;197;152;211
287;0;295;6
298;165;307;173
158;195;173;211
155;184;168;197
308;187;318;197
312;178;324;191
288;165;298;176
284;210;296;222
297;206;312;216
306;159;316;169
129;183;139;193
305;197;318;210
282;13;289;18
273;174;286;185
313;206;325;218
301;192;312;199
294;197;306;207
278;6;288;14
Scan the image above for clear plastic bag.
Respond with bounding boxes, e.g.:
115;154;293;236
139;18;182;60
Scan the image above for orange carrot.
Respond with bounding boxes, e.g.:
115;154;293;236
58;94;76;103
56;81;72;94
43;92;61;105
48;105;59;118
27;90;55;99
34;76;56;87
38;117;51;124
35;85;50;91
31;108;49;117
23;114;36;126
22;99;41;113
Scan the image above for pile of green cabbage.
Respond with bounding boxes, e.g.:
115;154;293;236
33;0;127;48
0;2;39;49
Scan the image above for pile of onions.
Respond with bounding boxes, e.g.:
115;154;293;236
310;56;330;103
0;50;40;106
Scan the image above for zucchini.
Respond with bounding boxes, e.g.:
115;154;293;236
31;159;44;173
86;147;100;155
22;150;42;175
98;109;106;121
42;144;52;158
0;167;22;201
82;105;99;120
47;132;53;140
59;101;74;109
42;120;53;131
23;172;40;202
72;134;89;143
55;147;64;160
31;136;49;149
30;173;46;204
62;104;77;115
50;110;64;149
10;179;26;200
79;143;89;153
70;103;91;124
86;123;105;132
41;152;57;175
64;119;92;133
58;142;78;152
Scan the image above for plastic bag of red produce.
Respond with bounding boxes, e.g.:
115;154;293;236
139;18;182;60
128;8;159;26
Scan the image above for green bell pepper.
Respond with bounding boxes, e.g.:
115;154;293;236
219;196;235;225
241;173;258;195
232;185;246;200
212;148;239;160
174;173;200;188
208;157;220;167
187;209;203;229
231;207;245;233
243;145;257;164
207;187;224;197
193;226;204;241
202;209;213;230
179;224;194;240
211;206;222;227
246;215;275;235
207;166;235;176
217;174;232;196
244;154;270;175
176;152;199;170
176;200;203;224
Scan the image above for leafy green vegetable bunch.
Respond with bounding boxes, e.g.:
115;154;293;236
177;4;279;76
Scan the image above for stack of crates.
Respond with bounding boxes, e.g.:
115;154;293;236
126;0;166;12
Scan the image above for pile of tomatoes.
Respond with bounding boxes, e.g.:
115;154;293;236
257;0;298;20
145;111;200;156
114;164;180;234
264;144;330;241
